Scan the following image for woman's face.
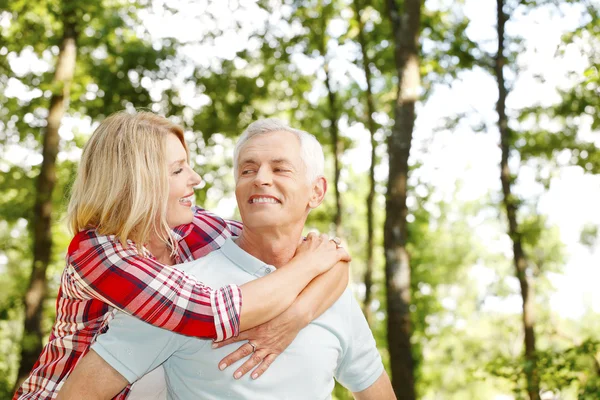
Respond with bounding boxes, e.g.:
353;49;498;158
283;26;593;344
165;133;201;228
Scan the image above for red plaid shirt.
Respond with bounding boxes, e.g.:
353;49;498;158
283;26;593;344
14;207;243;400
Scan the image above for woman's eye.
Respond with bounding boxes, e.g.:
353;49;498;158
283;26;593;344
173;168;183;175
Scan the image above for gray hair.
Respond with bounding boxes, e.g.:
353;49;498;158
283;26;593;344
233;118;325;183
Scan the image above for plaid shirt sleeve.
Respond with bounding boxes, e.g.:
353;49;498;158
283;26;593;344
67;228;241;341
174;207;242;261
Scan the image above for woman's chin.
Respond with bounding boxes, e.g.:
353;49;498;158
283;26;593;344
167;211;194;228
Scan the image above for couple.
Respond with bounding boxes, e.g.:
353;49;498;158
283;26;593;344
16;112;395;399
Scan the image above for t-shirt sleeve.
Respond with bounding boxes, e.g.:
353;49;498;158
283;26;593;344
335;291;385;393
91;311;184;384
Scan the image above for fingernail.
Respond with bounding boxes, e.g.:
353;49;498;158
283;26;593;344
234;371;242;379
219;363;227;371
252;373;258;379
212;343;218;349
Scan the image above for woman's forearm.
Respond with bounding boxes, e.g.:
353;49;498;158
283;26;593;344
238;258;320;332
290;261;349;325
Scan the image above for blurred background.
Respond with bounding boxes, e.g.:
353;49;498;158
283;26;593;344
0;0;598;399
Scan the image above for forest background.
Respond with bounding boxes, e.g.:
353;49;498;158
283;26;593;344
0;0;599;399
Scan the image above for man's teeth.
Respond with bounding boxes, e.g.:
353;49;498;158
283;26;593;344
251;197;279;204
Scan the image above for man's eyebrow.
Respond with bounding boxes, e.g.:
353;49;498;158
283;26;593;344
238;158;259;166
271;159;296;168
238;158;295;168
271;158;292;164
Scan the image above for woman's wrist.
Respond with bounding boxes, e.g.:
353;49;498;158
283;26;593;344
289;296;314;327
283;254;321;280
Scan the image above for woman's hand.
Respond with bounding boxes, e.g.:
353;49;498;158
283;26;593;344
293;232;351;275
213;305;306;380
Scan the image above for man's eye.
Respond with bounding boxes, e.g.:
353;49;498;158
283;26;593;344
241;170;253;175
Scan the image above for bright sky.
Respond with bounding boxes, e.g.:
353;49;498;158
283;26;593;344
2;0;598;319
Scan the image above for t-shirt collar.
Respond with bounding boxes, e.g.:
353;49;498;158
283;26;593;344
220;237;272;276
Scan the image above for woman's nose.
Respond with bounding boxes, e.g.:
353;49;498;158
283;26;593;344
190;169;202;186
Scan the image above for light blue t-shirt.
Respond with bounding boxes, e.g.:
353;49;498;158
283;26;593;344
92;238;384;400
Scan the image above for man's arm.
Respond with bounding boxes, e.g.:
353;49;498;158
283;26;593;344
335;291;391;396
57;350;128;400
57;310;180;400
353;371;396;400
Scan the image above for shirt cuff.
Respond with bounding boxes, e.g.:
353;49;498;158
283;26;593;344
210;284;242;341
349;363;385;393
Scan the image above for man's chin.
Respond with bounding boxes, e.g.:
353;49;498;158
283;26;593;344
241;216;279;229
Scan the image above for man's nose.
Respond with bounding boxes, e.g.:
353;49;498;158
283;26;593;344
254;168;273;186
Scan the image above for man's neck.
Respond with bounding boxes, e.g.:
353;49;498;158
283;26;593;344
236;226;304;268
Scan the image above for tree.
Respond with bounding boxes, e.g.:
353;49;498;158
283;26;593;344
494;1;540;398
351;0;379;324
384;0;421;397
13;0;78;387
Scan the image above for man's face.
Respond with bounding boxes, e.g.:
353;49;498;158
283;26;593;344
235;131;315;231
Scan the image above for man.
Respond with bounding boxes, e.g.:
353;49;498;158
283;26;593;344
59;119;396;399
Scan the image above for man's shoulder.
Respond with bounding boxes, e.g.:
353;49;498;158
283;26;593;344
312;287;358;328
105;309;191;346
179;245;229;272
323;287;356;313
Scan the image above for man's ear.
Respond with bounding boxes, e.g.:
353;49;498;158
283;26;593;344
308;176;327;209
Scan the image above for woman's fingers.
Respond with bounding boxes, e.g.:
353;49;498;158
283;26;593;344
337;247;351;262
232;349;267;379
217;341;280;379
250;353;278;379
218;342;254;371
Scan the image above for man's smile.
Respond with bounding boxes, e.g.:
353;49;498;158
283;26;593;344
248;195;282;204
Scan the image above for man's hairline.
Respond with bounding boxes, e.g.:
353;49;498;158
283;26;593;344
234;132;314;184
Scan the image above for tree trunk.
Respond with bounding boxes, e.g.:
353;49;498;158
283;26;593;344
318;2;343;237
352;0;378;324
494;1;540;399
384;0;420;398
324;69;343;237
14;12;77;389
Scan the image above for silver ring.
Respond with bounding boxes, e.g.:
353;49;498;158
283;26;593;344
248;342;256;352
330;237;341;247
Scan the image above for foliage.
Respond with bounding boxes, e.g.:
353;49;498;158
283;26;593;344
0;0;598;398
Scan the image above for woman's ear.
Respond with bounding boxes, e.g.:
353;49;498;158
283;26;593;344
308;176;327;209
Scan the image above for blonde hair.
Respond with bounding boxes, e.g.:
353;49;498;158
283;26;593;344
67;111;188;254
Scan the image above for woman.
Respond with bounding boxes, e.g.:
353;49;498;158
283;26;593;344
14;111;349;399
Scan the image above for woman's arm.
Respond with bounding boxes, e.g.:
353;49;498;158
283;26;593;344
237;237;349;332
291;259;349;323
69;231;348;341
214;260;349;378
172;207;243;260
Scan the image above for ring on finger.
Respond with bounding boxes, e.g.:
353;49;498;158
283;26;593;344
330;237;342;247
248;341;257;352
